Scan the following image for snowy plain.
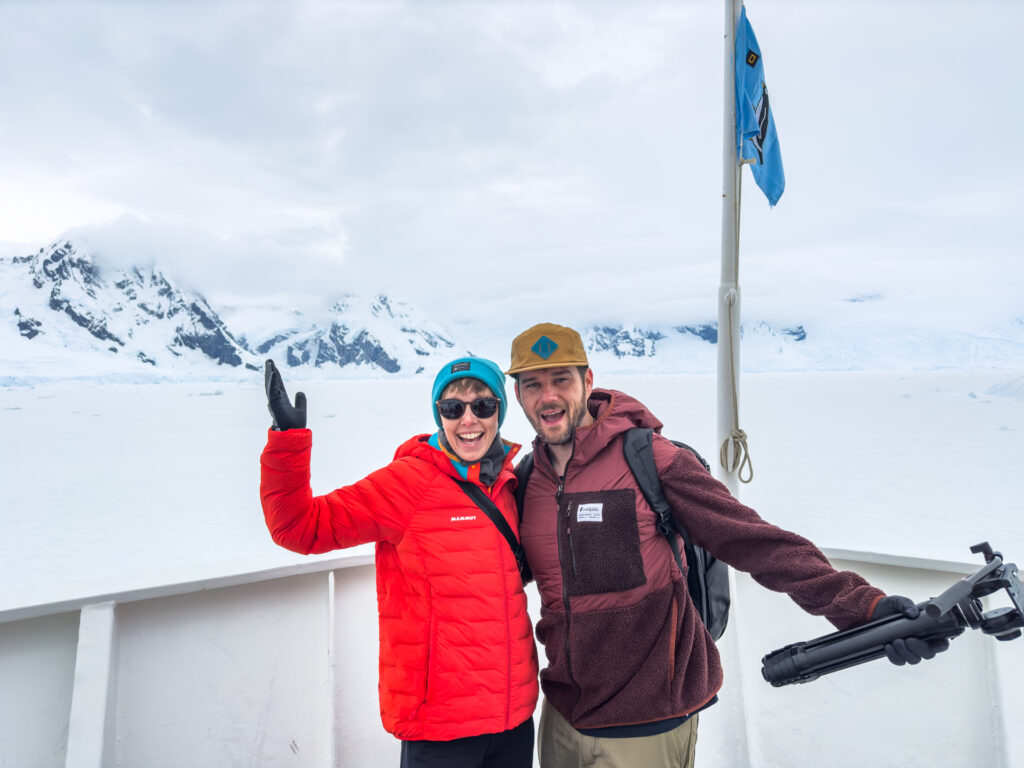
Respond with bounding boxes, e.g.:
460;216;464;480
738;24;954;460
2;366;1022;612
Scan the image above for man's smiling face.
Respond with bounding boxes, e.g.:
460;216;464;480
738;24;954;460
515;366;593;446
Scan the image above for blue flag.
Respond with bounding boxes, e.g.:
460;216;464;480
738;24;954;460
735;6;785;206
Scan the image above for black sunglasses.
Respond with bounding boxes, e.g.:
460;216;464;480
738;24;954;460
436;397;500;420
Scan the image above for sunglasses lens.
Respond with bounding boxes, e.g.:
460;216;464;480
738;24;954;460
437;399;467;420
470;398;499;418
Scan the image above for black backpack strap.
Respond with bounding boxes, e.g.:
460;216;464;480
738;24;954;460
453;478;532;584
622;427;690;570
513;451;534;523
623;427;724;633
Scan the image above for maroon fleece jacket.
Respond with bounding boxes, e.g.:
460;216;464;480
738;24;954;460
518;388;884;730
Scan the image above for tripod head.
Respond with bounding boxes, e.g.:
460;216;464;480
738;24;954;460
761;542;1024;687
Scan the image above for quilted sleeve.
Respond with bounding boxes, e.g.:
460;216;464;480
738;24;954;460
260;428;424;555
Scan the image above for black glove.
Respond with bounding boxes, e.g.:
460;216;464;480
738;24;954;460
871;595;951;666
264;359;307;430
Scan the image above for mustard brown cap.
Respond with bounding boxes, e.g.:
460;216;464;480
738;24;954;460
506;322;589;375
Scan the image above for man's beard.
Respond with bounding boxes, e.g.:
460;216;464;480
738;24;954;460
530;396;588;446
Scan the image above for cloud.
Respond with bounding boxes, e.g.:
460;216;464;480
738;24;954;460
1;1;1021;339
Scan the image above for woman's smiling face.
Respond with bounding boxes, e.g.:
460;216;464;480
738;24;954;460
438;379;499;463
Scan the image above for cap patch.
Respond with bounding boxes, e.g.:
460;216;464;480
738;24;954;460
531;335;558;359
451;361;471;373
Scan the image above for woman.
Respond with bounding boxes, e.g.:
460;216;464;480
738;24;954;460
260;357;538;768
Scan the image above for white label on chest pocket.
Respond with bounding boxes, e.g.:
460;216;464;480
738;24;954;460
576;503;604;523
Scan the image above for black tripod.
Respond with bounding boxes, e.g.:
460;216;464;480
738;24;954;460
761;542;1024;687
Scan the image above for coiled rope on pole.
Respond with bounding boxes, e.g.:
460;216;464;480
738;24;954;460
719;288;754;484
720;427;753;484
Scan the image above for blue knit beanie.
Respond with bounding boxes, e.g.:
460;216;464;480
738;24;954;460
431;357;507;428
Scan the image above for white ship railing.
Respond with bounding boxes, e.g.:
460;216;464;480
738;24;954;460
1;549;1021;768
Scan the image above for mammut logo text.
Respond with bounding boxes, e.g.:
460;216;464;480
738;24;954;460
451;515;477;522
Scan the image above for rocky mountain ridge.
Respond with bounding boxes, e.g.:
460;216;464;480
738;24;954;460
1;241;467;377
6;242;252;369
2;240;816;380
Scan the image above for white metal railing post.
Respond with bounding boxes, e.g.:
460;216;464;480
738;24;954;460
327;570;338;767
986;614;1023;768
65;602;119;768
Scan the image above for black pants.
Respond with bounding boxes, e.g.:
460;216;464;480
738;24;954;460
400;717;535;768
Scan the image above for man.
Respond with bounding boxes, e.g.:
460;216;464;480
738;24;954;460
506;322;947;768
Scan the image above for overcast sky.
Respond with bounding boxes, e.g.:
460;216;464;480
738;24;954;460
1;0;1020;336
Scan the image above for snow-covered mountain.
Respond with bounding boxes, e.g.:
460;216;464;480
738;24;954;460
3;240;1022;384
0;241;469;382
1;242;256;374
583;323;805;358
230;295;460;376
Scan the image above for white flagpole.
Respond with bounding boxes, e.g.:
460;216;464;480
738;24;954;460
718;0;745;498
714;20;753;768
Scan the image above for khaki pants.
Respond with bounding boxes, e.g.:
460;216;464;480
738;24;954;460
537;699;698;768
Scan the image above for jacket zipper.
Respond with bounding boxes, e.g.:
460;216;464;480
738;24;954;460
487;475;515;730
556;462;579;698
497;483;513;730
564;475;579;579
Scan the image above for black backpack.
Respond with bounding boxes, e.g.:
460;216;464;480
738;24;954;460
514;427;731;641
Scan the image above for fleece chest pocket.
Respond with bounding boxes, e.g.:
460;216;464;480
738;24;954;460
559;488;646;596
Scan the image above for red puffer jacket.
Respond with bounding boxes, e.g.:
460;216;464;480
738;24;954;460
260;429;539;741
